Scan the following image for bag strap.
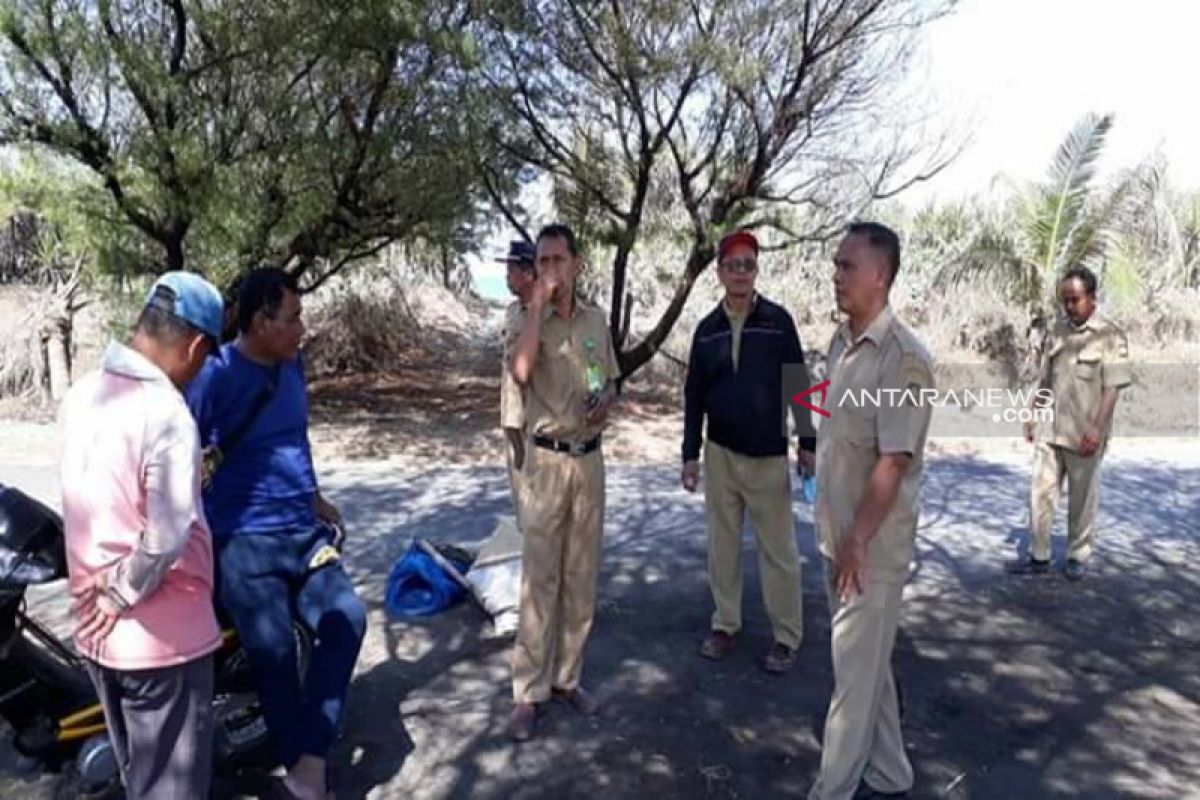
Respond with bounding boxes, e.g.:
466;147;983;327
220;368;278;459
202;366;279;488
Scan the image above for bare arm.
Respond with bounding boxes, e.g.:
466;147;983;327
833;453;910;600
1091;386;1120;430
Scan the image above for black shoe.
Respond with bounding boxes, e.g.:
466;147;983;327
1005;556;1050;576
1064;558;1087;581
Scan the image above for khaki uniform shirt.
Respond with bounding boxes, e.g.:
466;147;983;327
815;306;935;582
500;300;526;430
1037;311;1132;450
520;298;620;443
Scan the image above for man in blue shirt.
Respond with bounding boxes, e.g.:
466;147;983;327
187;267;366;800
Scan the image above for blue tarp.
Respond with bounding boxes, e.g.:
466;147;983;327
384;541;472;618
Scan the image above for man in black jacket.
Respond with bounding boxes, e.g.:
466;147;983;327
681;229;817;674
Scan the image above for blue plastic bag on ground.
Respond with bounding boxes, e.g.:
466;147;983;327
384;541;472;618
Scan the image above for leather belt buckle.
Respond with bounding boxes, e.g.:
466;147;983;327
534;435;600;456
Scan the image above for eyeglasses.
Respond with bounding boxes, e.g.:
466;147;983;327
720;257;757;274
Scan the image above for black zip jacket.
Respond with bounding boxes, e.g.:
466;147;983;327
682;294;816;462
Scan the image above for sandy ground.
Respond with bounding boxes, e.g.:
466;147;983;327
2;408;1199;799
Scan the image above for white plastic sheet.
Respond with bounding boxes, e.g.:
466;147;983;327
465;516;523;638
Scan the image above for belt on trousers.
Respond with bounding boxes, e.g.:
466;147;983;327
532;434;601;456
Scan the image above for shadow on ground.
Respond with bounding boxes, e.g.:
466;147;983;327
2;452;1197;799
317;452;1200;800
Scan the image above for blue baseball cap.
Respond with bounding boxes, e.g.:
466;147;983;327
143;271;224;341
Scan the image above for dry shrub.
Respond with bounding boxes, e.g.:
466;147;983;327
302;268;482;377
0;328;42;399
1128;288;1200;351
0;285;61;400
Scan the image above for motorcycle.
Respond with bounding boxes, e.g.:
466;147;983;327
0;483;313;798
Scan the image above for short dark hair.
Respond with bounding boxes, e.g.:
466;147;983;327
847;221;901;286
135;301;199;344
1061;266;1098;297
236;267;300;333
536;223;580;257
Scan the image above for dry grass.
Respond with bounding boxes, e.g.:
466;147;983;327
302;267;490;378
0;286;51;401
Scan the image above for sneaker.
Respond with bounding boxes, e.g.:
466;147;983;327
1004;556;1050;576
763;642;797;674
699;630;737;660
1064;558;1087;581
507;703;537;742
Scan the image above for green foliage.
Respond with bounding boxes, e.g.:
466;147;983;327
940;113;1138;316
475;0;959;375
0;0;511;288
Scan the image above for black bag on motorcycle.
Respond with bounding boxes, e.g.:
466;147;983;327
0;484;67;588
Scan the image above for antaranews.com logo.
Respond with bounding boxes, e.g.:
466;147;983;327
782;363;1199;438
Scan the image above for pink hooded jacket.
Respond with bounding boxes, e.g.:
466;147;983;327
59;342;221;670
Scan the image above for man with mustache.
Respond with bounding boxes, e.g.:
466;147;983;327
506;224;620;742
1007;266;1132;581
186;267;366;800
809;222;934;800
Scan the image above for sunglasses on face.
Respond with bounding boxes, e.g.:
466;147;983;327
720;257;757;274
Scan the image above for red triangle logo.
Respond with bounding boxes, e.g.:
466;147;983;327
792;379;831;418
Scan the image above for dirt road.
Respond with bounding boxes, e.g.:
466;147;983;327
2;430;1198;799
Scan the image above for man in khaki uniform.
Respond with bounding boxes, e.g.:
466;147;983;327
681;229;818;674
1007;266;1131;581
498;240;537;526
809;223;934;800
505;223;620;741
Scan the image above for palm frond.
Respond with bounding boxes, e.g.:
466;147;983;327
1101;234;1143;312
1062;165;1138;273
936;225;1029;303
1023;112;1114;276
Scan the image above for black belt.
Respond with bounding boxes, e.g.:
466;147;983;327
533;435;601;456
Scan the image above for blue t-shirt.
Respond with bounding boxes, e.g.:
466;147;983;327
185;344;318;538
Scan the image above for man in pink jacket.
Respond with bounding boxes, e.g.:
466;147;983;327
59;271;224;800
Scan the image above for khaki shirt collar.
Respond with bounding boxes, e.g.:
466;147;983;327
1072;310;1105;334
837;304;894;350
539;293;589;322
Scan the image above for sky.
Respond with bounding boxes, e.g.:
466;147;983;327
473;0;1200;299
905;0;1200;202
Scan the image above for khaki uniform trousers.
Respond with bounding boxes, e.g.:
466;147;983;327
704;440;803;649
511;444;605;703
1030;442;1104;562
809;561;912;800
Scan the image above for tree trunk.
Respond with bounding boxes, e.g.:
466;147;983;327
617;244;714;377
46;319;71;401
164;232;186;272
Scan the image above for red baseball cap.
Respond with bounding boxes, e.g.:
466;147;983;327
718;229;759;262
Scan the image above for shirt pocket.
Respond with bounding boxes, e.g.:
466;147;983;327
841;404;878;449
539;328;573;362
1075;349;1103;381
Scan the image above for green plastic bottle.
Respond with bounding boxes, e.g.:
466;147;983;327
584;338;605;396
